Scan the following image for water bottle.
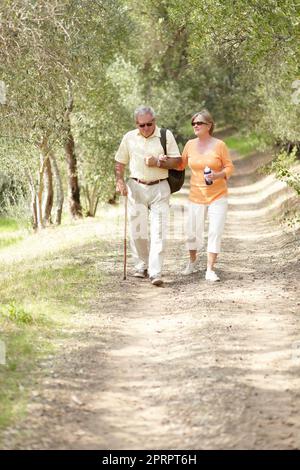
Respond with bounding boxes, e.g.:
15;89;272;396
204;166;213;185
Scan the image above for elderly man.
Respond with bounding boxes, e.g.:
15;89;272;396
115;106;181;286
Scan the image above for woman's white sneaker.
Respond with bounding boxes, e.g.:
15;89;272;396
205;270;220;282
182;261;198;275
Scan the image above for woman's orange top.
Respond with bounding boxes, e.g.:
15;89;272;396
179;138;234;204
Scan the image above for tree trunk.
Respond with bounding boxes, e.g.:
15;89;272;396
82;183;100;217
26;171;38;230
51;154;64;225
93;195;100;216
64;79;82;219
31;193;38;230
36;194;43;228
89;183;98;217
83;184;91;216
43;156;53;225
37;154;47;229
65;130;82;218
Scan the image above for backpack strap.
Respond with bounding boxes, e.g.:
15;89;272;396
160;128;167;156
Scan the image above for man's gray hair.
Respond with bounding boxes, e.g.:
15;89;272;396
134;106;156;120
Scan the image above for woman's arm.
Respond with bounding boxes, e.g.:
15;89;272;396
207;142;234;182
221;142;234;179
144;155;182;169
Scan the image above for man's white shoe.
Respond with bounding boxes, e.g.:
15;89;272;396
133;269;148;278
182;261;198;275
150;276;164;286
205;270;220;282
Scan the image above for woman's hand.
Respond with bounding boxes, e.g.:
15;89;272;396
207;170;226;182
144;156;157;167
144;154;168;167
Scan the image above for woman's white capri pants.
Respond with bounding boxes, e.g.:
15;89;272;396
186;196;228;253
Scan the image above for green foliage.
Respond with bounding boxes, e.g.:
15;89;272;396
0;331;36;429
0;216;28;249
224;133;262;156
262;146;300;195
0;170;29;217
0;0;133;219
281;209;300;230
165;0;300;142
1;0;299;221
254;66;300;146
0;235;23;250
74;73;134;206
0;0;132;143
0;218;20;232
0;220;109;436
0;302;34;325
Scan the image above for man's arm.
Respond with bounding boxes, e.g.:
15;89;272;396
115;161;128;196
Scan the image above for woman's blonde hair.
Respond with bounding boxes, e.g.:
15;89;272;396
191;109;214;135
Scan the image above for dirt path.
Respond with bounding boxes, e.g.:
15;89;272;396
2;151;300;450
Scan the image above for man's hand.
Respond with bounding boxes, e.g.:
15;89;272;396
144;155;158;167
116;179;128;196
115;162;127;195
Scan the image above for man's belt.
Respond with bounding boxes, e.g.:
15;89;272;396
132;178;167;186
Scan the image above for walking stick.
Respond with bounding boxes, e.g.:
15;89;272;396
123;195;128;280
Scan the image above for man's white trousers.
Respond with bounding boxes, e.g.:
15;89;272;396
127;178;170;278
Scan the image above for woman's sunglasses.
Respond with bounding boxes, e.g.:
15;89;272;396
191;121;208;127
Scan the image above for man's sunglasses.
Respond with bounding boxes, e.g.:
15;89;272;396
138;121;154;128
191;121;208;127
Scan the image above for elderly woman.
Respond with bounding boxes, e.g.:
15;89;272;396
180;109;234;281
